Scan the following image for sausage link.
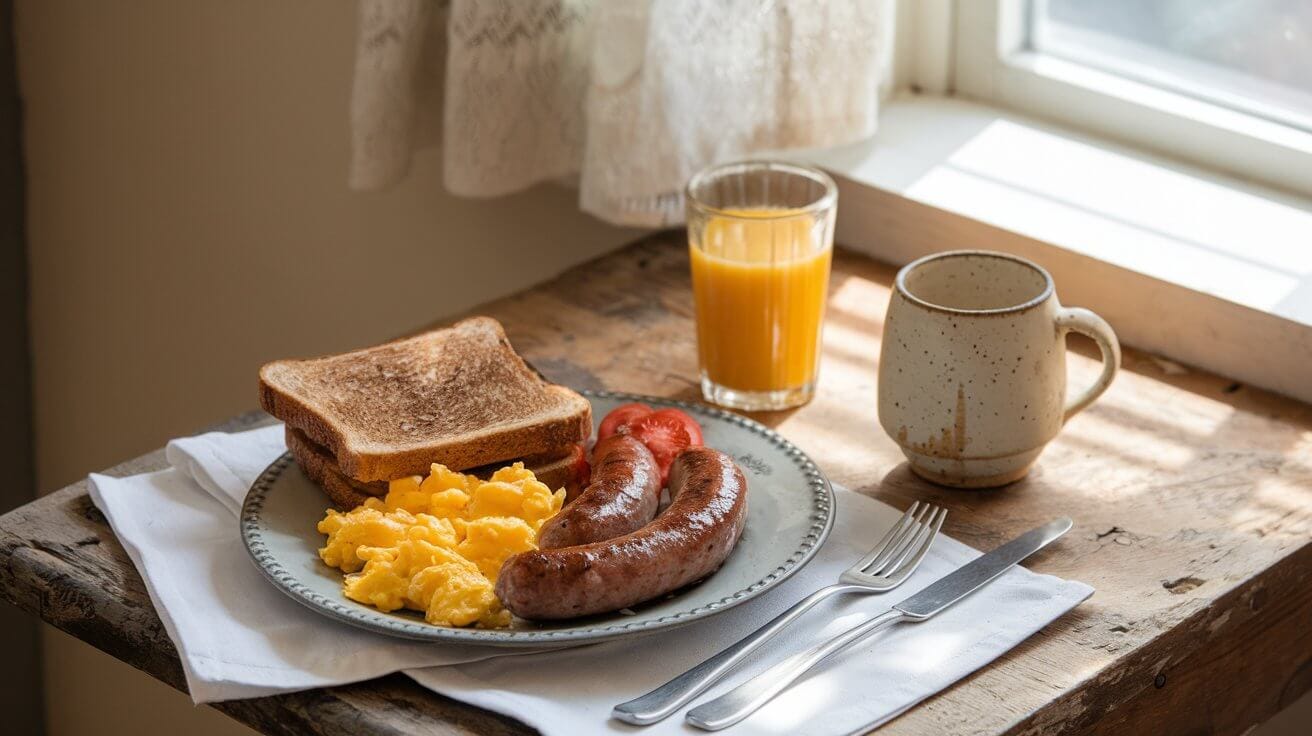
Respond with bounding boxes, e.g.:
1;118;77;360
497;446;748;620
536;435;660;549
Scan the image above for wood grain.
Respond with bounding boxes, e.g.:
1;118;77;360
2;232;1310;735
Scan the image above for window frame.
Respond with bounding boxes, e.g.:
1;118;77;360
949;0;1312;198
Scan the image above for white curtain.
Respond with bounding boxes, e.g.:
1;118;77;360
350;0;888;227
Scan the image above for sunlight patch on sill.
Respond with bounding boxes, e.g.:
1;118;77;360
808;95;1312;327
903;165;1302;315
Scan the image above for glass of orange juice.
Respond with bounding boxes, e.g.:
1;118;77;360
687;161;837;411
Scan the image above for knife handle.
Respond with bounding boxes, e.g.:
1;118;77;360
612;583;859;725
685;609;910;731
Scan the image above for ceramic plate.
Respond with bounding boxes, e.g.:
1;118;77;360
241;390;834;646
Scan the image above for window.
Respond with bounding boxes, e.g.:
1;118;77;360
1031;0;1312;132
952;0;1312;197
825;0;1312;403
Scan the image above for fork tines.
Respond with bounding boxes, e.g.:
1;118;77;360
841;502;946;587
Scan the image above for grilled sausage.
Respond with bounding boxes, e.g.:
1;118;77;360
537;435;661;549
497;446;748;619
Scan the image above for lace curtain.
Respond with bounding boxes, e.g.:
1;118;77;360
350;0;888;227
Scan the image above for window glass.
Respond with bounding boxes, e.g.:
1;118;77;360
1031;0;1312;131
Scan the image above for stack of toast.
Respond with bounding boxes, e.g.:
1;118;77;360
259;317;592;508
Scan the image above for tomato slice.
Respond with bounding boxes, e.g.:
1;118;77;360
647;408;703;447
597;402;653;441
624;412;694;486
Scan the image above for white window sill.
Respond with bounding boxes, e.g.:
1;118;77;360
798;93;1312;405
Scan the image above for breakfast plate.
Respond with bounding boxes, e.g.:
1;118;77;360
241;390;834;646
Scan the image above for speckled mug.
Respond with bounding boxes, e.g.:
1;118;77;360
878;250;1120;488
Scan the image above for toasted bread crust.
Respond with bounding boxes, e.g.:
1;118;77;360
286;427;383;510
464;443;584;497
259;317;592;481
285;427;386;507
287;426;584;510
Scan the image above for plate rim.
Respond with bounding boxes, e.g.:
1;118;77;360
240;389;835;645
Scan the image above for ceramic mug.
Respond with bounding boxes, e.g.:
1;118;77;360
878;250;1120;488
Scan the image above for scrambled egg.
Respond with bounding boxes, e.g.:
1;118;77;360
317;463;565;628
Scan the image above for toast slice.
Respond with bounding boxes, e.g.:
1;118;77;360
286;427;584;510
260;316;592;481
286;426;387;509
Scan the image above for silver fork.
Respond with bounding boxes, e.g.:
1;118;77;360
611;501;947;725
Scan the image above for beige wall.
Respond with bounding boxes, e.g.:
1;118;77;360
16;1;636;734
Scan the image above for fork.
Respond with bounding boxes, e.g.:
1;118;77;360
611;501;947;725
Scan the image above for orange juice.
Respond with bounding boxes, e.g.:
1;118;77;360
689;208;832;394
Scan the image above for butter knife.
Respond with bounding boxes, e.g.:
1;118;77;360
685;517;1074;731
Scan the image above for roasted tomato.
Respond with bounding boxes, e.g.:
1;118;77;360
648;408;703;447
624;411;696;486
597;402;654;441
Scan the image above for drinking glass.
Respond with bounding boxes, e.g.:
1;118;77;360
686;161;837;411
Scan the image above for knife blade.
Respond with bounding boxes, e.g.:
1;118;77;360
685;517;1074;731
894;516;1072;619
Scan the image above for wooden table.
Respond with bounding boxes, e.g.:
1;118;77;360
3;233;1311;735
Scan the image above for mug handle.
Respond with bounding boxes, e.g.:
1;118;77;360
1056;307;1121;422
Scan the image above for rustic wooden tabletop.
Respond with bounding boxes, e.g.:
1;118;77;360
2;232;1310;735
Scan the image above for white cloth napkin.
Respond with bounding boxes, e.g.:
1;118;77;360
89;425;1093;734
88;425;541;702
